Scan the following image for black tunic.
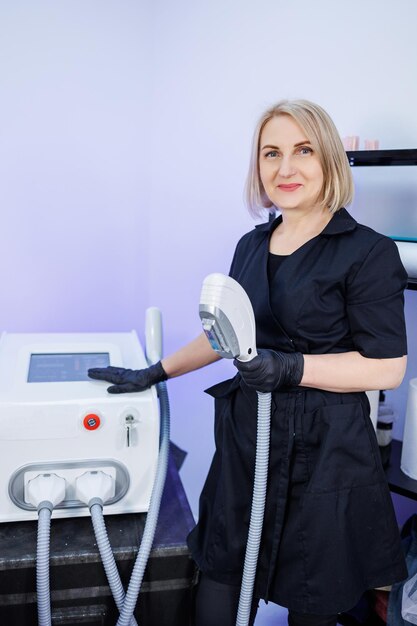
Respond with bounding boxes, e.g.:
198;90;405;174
187;208;408;614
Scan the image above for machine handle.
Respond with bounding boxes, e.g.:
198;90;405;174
145;307;163;365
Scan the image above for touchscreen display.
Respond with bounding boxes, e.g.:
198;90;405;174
28;353;110;383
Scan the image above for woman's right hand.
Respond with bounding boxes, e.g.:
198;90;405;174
233;349;304;392
88;361;167;394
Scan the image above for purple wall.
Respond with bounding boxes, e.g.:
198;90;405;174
0;2;151;333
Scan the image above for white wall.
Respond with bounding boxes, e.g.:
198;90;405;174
0;1;416;520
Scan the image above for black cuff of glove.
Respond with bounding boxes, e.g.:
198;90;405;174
150;360;168;383
286;351;304;387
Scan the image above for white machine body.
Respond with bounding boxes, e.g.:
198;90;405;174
199;273;257;362
0;331;159;522
395;240;417;281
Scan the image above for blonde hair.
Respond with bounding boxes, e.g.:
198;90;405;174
246;99;354;217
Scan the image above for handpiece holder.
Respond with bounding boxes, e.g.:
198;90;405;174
145;307;163;365
199;274;257;362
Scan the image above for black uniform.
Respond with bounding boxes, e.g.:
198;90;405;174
187;208;408;615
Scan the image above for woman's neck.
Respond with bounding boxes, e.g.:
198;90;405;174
270;207;332;255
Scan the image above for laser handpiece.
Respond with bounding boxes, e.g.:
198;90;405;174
199;273;257;362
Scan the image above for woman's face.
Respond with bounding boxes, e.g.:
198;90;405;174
258;114;324;214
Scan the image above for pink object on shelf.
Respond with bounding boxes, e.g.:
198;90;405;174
364;139;380;150
342;136;360;150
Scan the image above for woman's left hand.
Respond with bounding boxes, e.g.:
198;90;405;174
233;349;304;392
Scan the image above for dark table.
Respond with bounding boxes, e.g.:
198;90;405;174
0;444;196;626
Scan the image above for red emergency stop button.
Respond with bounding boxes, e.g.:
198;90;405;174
83;413;101;431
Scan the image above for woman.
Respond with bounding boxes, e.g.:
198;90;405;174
89;100;408;626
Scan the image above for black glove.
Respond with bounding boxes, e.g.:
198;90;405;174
88;361;167;394
233;349;304;392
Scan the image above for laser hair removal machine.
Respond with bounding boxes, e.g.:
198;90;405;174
199;273;271;626
0;329;160;522
0;310;170;626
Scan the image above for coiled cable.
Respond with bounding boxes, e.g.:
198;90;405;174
89;500;138;626
116;380;170;626
36;504;53;626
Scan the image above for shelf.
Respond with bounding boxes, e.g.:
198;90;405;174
346;149;417;166
385;439;417;501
